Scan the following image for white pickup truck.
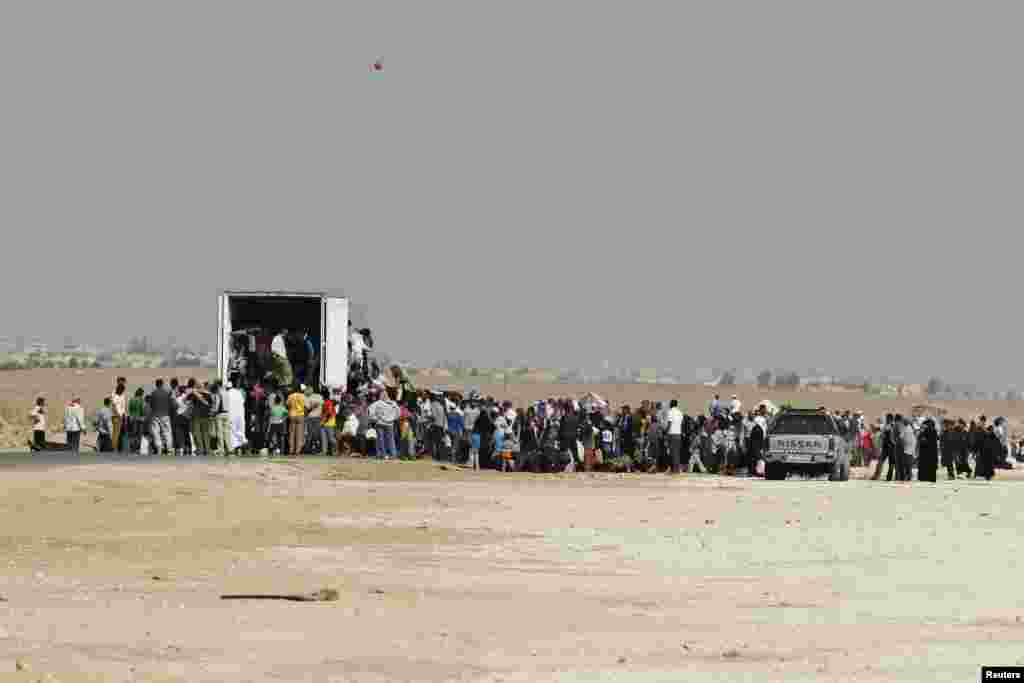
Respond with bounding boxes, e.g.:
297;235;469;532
764;409;850;481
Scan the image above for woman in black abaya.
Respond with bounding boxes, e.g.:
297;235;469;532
917;419;939;482
975;426;998;481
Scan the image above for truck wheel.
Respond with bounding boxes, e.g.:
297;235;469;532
830;460;850;482
765;462;786;481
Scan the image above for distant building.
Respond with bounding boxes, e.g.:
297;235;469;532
27;340;48;354
799;375;834;387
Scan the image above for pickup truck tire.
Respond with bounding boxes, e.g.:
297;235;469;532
830;460;850;482
765;462;787;481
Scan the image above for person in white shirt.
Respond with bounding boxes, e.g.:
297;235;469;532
899;417;916;481
64;398;85;454
270;329;293;387
349;323;367;372
729;395;742;416
666;400;685;474
29;397;48;452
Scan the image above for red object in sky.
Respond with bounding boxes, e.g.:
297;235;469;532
370;58;383;72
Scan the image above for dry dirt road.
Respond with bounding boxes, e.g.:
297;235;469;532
0;458;1020;683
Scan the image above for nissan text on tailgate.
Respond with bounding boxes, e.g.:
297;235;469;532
764;409;850;481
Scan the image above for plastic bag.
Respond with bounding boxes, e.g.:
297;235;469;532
139;436;150;456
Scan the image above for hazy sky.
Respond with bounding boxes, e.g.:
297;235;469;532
1;2;1021;386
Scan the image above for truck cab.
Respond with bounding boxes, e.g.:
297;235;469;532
764;408;850;481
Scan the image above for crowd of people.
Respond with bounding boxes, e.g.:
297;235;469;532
30;372;1022;483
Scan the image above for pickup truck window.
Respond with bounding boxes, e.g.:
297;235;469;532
770;415;837;436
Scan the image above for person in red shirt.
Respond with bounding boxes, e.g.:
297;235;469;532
321;392;338;455
861;427;876;467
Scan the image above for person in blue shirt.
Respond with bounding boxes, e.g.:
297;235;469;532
303;332;318;388
447;405;465;461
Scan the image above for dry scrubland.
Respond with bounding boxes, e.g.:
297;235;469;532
4;369;1024;449
0;458;1022;682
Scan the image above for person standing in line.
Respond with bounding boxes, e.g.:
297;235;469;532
225;380;248;455
976;426;999;481
173;385;193;456
871;414;895;481
368;388;400;460
304;332;318;390
955;419;972;477
710;394;722;419
615;406;632;460
429;392;448;461
29;397;47;452
207;382;229;457
462;400;480;464
267;394;288;455
95;398;114;452
127;388;145;453
665;399;684;474
729;394;742;416
110;381;127;452
860;424;876;469
189;379;213;456
64;398;85;454
447;402;465;461
917;419;939;482
149;378;173;455
558;400;580;473
167;377;179;453
320;390;337;456
466;401;482;471
286;385;307;456
339;405;358;456
747;408;767;476
270;329;294;387
303;385;322;454
493;421;509;472
940;419;957;481
475;404;495;470
897;415;915;482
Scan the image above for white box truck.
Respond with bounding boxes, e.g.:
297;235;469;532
216;290;349;390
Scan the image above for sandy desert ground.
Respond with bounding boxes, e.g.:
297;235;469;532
0;457;1021;682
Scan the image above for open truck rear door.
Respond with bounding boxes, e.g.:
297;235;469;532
321;296;349;390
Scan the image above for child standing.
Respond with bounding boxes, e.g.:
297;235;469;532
399;418;415;459
600;420;615;463
267;394;288;455
468;428;481;470
340;409;358;456
494;426;511;472
365;426;378;459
